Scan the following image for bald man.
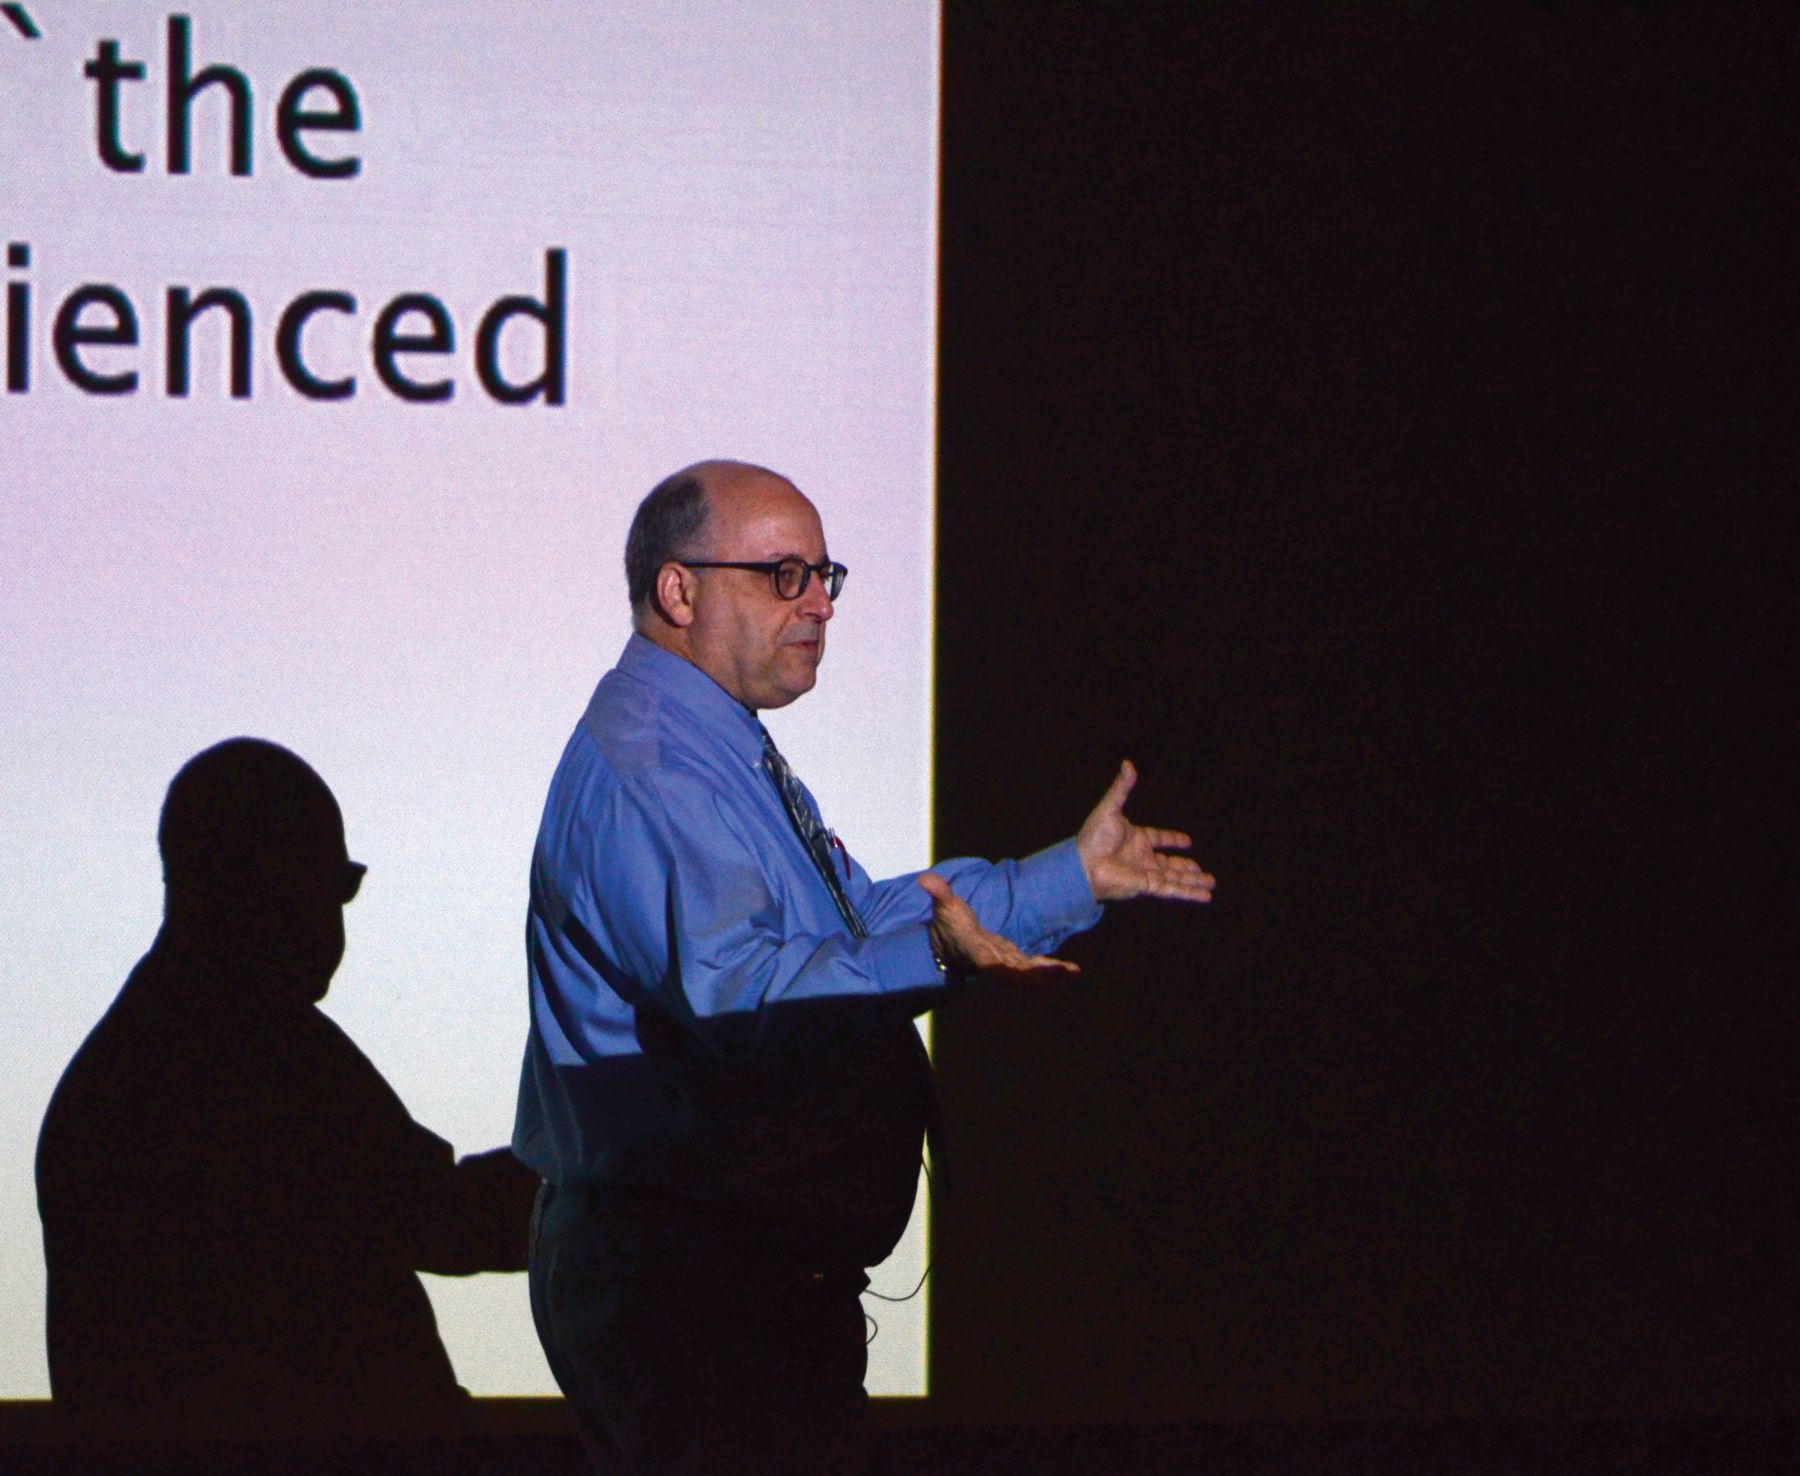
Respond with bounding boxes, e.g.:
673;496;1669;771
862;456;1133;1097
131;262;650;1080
514;462;1213;1474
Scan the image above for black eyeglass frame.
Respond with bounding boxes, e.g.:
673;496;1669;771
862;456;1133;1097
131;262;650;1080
679;557;848;601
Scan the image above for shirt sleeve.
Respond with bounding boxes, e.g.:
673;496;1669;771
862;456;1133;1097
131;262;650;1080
553;763;946;1061
851;837;1104;956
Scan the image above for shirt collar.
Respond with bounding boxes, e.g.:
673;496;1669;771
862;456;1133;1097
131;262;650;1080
616;632;767;766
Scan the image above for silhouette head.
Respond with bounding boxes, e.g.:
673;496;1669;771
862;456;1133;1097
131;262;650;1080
158;738;365;1002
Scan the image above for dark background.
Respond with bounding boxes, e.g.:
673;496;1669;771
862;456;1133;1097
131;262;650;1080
931;3;1794;1426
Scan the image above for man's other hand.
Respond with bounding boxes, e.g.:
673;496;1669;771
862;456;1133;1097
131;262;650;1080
1076;761;1216;905
918;872;1079;983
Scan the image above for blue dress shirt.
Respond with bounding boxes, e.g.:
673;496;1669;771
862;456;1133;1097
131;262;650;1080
513;634;1100;1258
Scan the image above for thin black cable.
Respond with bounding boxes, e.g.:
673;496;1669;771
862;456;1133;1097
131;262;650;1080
862;1156;933;1306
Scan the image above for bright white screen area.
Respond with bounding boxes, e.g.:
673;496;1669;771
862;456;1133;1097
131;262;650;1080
1;2;938;1398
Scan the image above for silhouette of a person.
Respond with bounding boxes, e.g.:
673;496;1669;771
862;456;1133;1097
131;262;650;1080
36;738;535;1446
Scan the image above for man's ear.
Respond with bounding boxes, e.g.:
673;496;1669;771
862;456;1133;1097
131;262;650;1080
652;561;698;628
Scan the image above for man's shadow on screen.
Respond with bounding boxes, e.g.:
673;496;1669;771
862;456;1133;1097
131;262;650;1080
35;738;537;1450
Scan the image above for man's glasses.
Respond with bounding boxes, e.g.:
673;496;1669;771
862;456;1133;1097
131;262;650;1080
680;557;848;601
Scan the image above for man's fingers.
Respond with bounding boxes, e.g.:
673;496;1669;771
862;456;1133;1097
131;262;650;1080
1160;878;1214;900
1150;857;1215;900
983;954;1081;982
1142;826;1192;852
965;927;1078;976
919;871;978;923
1101;851;1215;903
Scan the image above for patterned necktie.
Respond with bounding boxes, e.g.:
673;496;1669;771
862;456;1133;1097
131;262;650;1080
760;731;868;939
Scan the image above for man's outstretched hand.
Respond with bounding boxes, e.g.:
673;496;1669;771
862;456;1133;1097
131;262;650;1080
1076;761;1216;905
918;872;1079;983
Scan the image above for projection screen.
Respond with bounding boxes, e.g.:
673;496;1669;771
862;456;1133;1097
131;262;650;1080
1;1;938;1398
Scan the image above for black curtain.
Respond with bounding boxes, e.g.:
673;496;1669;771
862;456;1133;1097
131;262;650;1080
933;3;1795;1424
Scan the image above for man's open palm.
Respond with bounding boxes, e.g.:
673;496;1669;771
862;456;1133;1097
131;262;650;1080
1076;761;1216;905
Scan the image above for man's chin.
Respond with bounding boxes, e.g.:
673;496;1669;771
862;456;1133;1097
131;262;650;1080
762;658;820;709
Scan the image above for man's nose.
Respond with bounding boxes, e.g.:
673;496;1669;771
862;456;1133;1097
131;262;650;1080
798;575;833;620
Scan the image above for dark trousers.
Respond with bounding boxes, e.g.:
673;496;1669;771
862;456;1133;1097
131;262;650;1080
529;1182;872;1476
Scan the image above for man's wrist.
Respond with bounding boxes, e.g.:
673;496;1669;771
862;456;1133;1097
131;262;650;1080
927;924;967;989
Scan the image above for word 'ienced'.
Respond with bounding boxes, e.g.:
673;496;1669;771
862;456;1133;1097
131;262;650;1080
87;14;359;177
5;247;567;405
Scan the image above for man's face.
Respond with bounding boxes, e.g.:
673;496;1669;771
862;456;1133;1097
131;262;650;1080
684;470;833;711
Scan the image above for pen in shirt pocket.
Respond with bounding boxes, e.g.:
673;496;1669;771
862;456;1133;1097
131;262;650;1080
827;830;851;880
